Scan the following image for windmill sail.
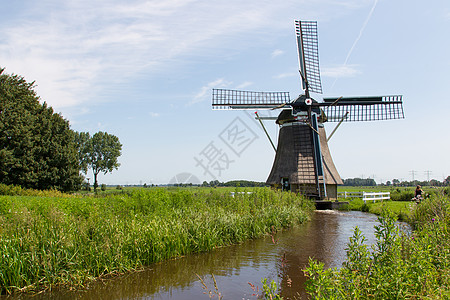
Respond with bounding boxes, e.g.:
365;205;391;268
295;20;322;94
212;88;290;110
321;95;404;122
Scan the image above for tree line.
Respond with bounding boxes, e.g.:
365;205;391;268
0;68;122;191
200;180;268;187
384;177;450;187
343;177;450;187
343;178;377;186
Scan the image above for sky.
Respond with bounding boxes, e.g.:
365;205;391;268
1;0;449;185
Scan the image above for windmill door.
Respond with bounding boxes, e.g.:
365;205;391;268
281;177;290;191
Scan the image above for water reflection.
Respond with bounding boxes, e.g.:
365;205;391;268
276;210;381;299
6;211;403;300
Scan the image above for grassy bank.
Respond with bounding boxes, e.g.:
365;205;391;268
0;187;314;294
337;186;450;221
343;198;414;221
305;194;450;299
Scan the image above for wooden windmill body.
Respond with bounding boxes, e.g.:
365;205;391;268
212;21;404;199
266;117;343;198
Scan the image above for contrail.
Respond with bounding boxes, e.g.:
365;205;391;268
331;0;379;90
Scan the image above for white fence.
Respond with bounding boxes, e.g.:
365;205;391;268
338;191;363;199
338;191;390;203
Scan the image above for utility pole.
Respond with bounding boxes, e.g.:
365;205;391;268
424;170;432;183
409;170;418;184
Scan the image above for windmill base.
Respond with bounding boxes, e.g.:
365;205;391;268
314;200;349;210
271;183;339;200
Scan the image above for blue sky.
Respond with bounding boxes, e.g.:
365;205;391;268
1;0;449;185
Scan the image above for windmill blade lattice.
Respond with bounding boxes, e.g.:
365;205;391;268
212;88;291;110
295;20;322;94
321;95;404;122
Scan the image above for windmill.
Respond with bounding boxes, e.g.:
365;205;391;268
212;20;404;199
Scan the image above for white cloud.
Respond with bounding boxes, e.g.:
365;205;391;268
236;81;253;89
1;0;278;111
0;0;372;113
271;49;284;58
149;112;160;118
321;65;361;78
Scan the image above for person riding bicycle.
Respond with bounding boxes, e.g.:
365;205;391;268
414;185;423;202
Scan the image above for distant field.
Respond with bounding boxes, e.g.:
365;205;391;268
76;185;268;196
338;185;410;193
338;185;444;194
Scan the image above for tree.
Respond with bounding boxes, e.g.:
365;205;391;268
76;131;122;191
343;178;376;186
0;68;82;191
430;179;441;187
444;176;450;186
74;131;91;173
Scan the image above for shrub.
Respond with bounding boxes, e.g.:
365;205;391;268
411;195;450;229
360;202;370;212
0;183;72;198
390;188;414;201
346;198;364;210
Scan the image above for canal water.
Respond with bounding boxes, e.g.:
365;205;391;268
10;211;409;300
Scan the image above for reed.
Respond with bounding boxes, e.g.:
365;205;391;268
0;187;314;294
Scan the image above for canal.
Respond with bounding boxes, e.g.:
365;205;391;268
13;210;409;299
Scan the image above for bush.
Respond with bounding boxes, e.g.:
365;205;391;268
346;198;364;211
0;183;72;198
390;188;414;201
360;202;370;212
444;187;450;195
411;195;450;229
100;184;107;191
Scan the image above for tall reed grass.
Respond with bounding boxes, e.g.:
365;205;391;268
0;187;313;294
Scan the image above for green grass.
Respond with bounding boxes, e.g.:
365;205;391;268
343;199;414;221
0;187;314;294
337;186;388;193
